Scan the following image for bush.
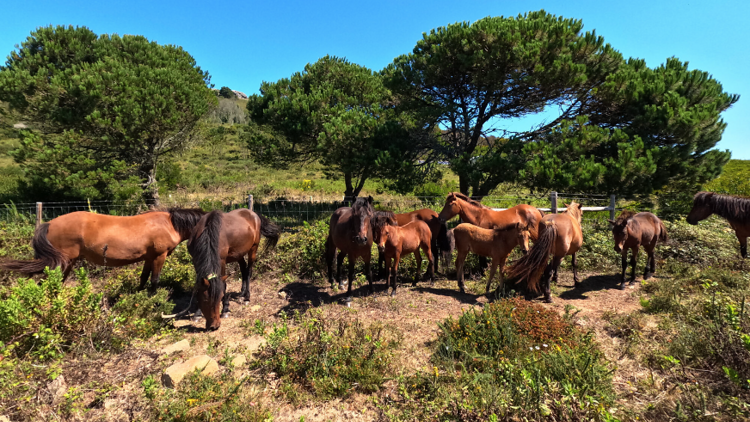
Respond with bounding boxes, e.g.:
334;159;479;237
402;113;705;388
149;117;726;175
263;219;329;279
254;311;401;401
389;298;616;421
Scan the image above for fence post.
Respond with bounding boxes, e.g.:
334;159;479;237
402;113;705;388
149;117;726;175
36;202;43;227
550;191;558;214
610;194;616;220
247;194;253;211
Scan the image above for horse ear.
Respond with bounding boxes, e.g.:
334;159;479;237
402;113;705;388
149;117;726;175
201;277;210;288
367;196;374;204
578;203;583;209
607;219;616;226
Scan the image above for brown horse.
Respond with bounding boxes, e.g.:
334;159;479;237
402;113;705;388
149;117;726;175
373;218;434;296
325;196;375;302
687;191;750;258
167;208;280;331
453;222;531;295
394;209;449;272
438;192;544;240
608;211;668;289
507;202;584;303
1;208;205;292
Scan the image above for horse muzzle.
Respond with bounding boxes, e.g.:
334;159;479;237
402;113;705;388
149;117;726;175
354;236;368;246
377;245;385;254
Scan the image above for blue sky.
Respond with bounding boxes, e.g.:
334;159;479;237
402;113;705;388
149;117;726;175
3;0;748;158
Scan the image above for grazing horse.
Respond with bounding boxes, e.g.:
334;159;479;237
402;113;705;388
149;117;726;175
325;196;375;302
0;208;205;292
608;211;668;289
437;192;544;241
373;219;434;296
507;202;584;303
687;191;750;258
453;222;531;295
173;209;280;331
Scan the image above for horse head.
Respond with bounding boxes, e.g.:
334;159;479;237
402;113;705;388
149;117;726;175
371;211;397;253
515;222;531;254
197;273;224;331
686;192;714;225
562;201;583;222
608;211;636;253
351;196;374;246
438;193;462;223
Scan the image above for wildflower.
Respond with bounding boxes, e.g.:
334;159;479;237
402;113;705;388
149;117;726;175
542;344;548;348
535;346;540;350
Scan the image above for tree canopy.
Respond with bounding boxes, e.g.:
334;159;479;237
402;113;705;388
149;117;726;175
218;86;236;99
247;55;432;199
385;10;738;196
0;25;217;202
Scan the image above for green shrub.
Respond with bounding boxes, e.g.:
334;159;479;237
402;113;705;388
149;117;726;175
254;311;401;401
263;219;329;279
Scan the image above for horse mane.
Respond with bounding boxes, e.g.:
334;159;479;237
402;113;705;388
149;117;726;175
351;196;374;218
189;210;223;308
694;191;750;223
448;192;489;209
492;222;523;233
371;211;397;232
614;210;637;226
168;207;207;239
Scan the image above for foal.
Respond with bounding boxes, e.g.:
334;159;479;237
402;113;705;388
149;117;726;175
374;219;434;296
453;222;530;295
608;211;668;289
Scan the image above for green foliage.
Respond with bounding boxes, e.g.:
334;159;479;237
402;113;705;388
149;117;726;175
218;86;236;99
0;25;217;201
704;159;750;197
254;311;401;401
388;298;616;421
247;55;432;198
261;219;329;279
206;98;247;125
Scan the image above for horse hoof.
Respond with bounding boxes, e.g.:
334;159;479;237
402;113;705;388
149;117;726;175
619;284;626;290
644;273;653;280
221;312;230;319
343;296;352;304
390;290;396;297
339;283;347;290
243;300;251;305
191;316;202;322
544;297;553;304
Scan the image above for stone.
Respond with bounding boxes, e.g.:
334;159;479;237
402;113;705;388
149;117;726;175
240;335;266;353
48;375;67;406
162;355;219;388
230;353;247;367
278;291;287;299
250;304;262;312
161;339;190;355
0;415;10;422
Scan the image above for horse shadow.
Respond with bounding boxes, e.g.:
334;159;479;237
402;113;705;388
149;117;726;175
557;274;624;300
412;285;482;305
277;280;395;315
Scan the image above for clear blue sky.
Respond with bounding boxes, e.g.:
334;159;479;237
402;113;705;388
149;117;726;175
3;0;748;158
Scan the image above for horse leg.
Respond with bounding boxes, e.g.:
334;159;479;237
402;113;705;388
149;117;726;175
485;258;498;295
571;253;580;285
432;236;439;275
424;243;435;284
644;249;655;280
337;252;347;290
237;256;250;303
148;252;168;294
392;253;401;296
138;260;153;291
738;233;748;259
378;249;386;280
62;259;77;283
492;257;507;298
629;247;638;285
325;236;336;287
345;255;355;302
414;250;422;287
364;254;373;295
619;252;628;290
544;257;562;303
455;249;467;294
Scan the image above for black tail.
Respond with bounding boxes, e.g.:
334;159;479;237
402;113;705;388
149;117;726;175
189;210;223;306
258;213;281;253
1;223;69;274
436;221;452;252
506;221;557;293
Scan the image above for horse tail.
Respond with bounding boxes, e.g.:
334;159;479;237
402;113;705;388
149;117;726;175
436;221;451;252
258;213;281;252
658;219;668;242
0;223;69;275
507;221;557;293
189;210;223;305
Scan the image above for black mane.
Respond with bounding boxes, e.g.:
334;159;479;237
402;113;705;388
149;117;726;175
351;196;374;219
694;192;750;223
449;192;488;209
168;207;207;239
371;210;397;232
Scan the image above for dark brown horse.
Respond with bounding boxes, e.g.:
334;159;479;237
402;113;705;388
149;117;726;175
438;192;544;240
687;191;750;258
507;202;584;303
608;211;668;289
453;222;530;295
168;208;280;331
325;196;375;302
1;208;205;292
373;218;434;296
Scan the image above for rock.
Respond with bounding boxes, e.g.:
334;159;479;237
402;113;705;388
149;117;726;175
48;375;67;406
250;304;262;312
0;415;10;422
278;291;287;299
162;355;219;388
240;335;266;353
230;353;247;367
161;339;190;356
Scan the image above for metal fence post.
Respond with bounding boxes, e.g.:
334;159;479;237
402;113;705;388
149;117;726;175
610;194;616;220
550;191;558;214
36;202;43;227
247;194;253;211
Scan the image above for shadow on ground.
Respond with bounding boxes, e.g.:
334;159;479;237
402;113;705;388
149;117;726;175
557;274;625;300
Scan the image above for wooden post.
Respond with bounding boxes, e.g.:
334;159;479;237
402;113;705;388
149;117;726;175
36;202;43;227
550;191;558;214
247;194;254;211
610;194;616;220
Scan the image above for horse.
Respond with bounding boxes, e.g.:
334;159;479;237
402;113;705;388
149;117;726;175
437;192;544;240
440;228;455;272
393;209;449;273
687;191;750;258
0;208;205;292
325;196;375;302
165;208;281;331
373;218;434;296
452;222;531;295
506;201;584;303
608;211;668;289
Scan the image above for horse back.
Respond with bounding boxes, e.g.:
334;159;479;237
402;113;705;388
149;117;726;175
633;212;666;246
542;213;582;255
223;209;261;258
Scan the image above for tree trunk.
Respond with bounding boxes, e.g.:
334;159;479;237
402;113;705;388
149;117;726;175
458;173;471;196
140;162;160;208
343;172;355;206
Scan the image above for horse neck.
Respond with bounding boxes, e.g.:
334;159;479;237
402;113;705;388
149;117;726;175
458;202;483;225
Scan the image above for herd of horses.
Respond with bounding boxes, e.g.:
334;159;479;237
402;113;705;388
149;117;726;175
1;191;747;331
